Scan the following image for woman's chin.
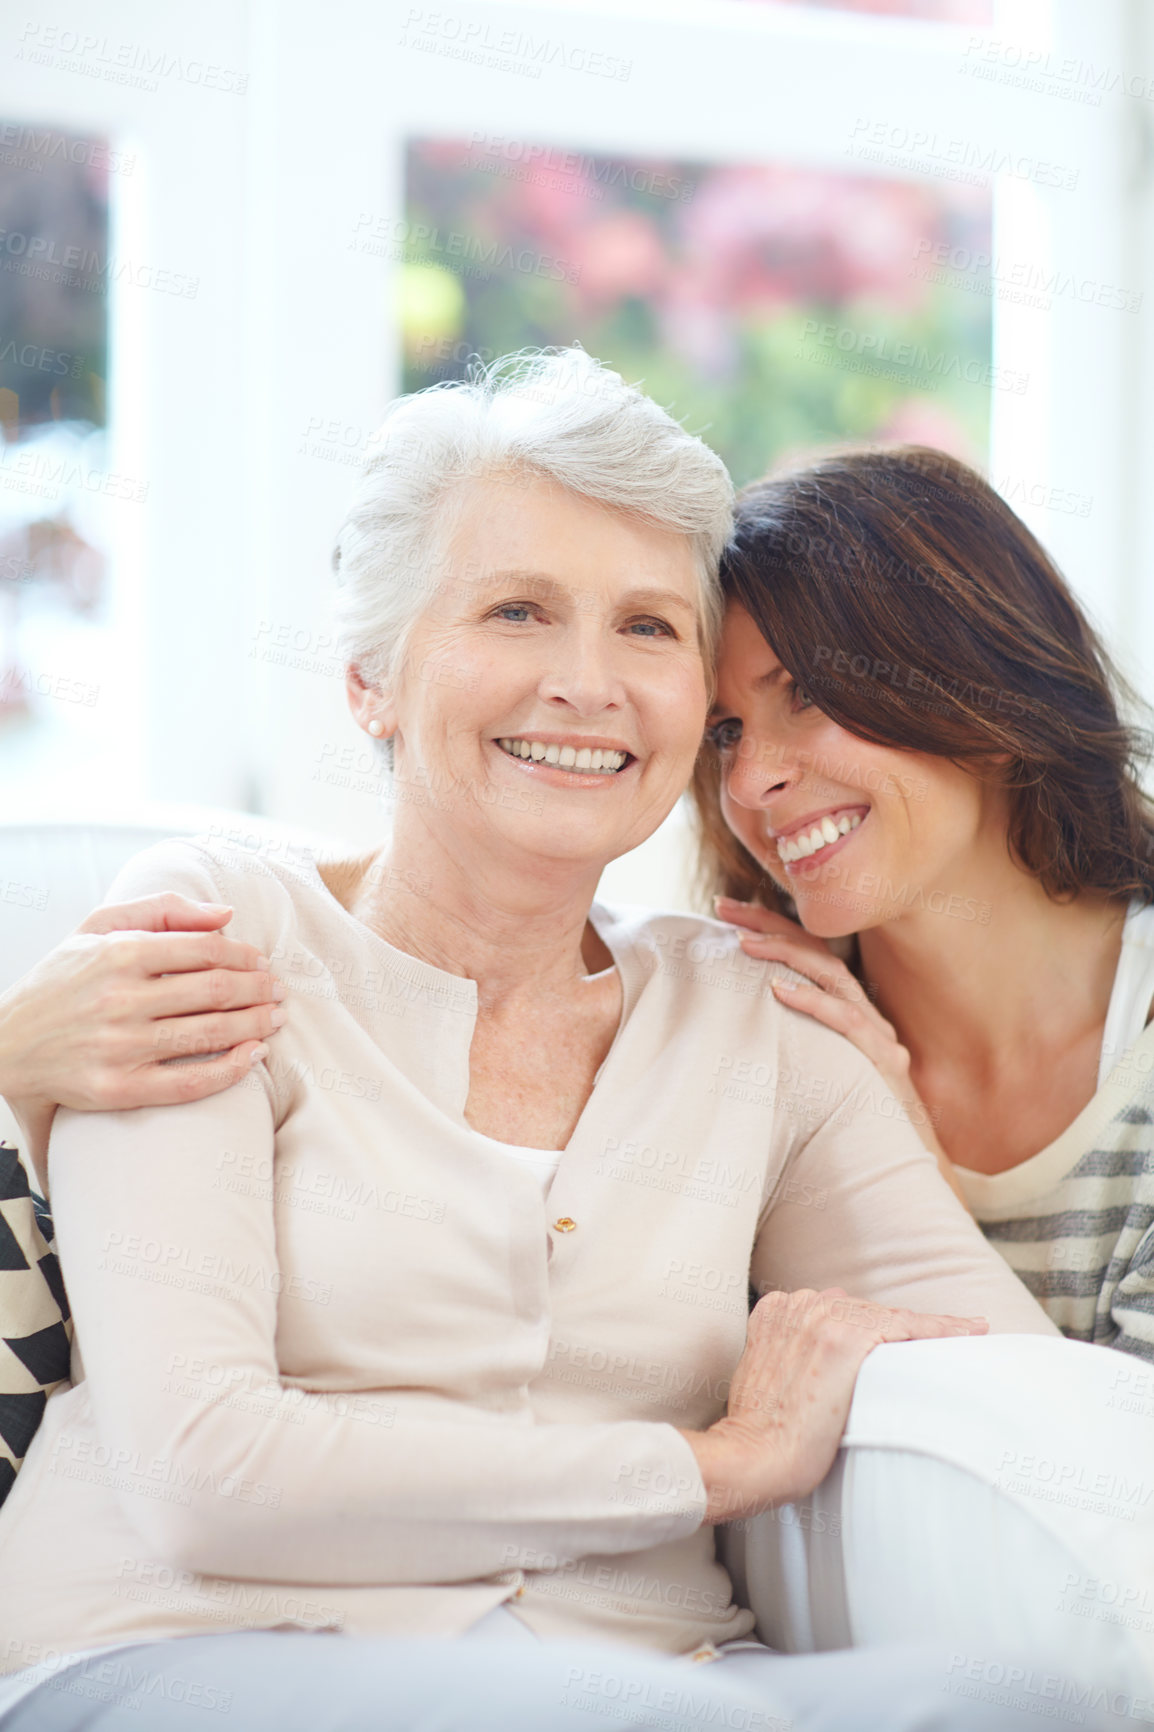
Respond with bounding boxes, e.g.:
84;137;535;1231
483;807;628;872
787;877;879;940
794;902;868;941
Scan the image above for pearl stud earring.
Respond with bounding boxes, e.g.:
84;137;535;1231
368;720;385;737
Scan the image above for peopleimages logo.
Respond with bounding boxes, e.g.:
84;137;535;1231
462;134;693;202
945;1653;1154;1723
16;23;248;93
398;9;632;81
0;230;198;297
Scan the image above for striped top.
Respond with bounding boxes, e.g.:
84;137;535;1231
957;902;1154;1360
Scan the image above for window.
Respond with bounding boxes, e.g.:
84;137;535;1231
0;123;126;805
404;141;994;483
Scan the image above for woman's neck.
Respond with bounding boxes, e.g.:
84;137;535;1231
335;817;611;1012
857;863;1126;1084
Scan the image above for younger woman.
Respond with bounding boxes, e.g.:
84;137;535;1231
695;445;1154;1358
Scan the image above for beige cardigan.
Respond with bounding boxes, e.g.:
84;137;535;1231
0;838;1053;1672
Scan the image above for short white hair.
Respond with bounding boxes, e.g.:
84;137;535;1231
333;347;734;698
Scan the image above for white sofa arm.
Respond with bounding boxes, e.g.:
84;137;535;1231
719;1335;1154;1706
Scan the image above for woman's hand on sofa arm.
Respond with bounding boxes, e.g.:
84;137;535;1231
0;893;285;1189
678;1287;988;1525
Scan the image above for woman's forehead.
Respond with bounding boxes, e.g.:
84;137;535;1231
438;481;703;604
719;604;782;673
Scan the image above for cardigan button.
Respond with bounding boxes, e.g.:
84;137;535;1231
552;1216;577;1233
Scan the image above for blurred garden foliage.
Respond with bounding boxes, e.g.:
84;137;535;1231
403;140;993;487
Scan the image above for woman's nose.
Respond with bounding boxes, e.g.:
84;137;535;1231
724;734;793;808
538;639;625;714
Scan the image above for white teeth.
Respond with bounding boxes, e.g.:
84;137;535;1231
497;738;627;775
776;811;865;866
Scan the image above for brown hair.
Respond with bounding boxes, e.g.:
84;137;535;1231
691;445;1154;912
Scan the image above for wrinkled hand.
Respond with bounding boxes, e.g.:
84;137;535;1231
680;1287;987;1524
0;893;284;1127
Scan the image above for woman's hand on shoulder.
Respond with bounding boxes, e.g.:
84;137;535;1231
717;897;914;1087
679;1287;987;1524
0;892;284;1118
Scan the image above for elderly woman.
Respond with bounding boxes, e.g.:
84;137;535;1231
0;352;1058;1732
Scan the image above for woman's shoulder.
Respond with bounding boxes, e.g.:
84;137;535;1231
103;832;341;947
594;898;802;1008
594;899;887;1085
592;900;743;964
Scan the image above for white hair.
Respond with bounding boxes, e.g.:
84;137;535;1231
333;347;734;701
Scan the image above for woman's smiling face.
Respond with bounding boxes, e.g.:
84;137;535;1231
709;603;1001;937
366;473;710;877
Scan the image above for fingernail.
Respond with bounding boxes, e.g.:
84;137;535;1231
198;901;232;912
250;1045;269;1065
773;980;797;992
270;1007;287;1028
271;982;286;1001
255;954;271;971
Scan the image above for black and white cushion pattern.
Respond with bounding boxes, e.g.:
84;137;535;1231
0;1143;71;1506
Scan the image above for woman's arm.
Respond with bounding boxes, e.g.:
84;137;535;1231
0;895;283;1192
1110;1225;1154;1361
750;1018;1059;1335
718;899;968;1205
46;841;709;1587
56;1063;985;1576
50;1073;708;1585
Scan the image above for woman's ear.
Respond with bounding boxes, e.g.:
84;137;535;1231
346;665;397;740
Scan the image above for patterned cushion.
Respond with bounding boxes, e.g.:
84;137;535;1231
0;1144;71;1504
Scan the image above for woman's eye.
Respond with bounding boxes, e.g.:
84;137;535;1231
627;617;673;638
491;603;536;623
707;718;743;751
790;683;815;711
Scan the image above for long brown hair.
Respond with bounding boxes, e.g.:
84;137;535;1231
691;445;1154;912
